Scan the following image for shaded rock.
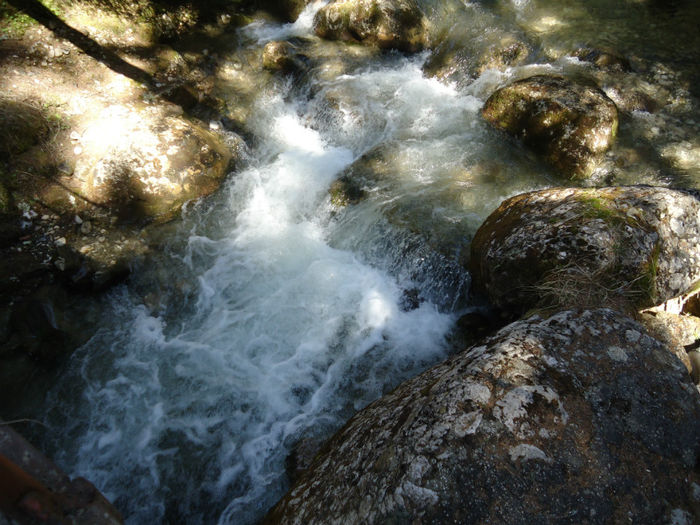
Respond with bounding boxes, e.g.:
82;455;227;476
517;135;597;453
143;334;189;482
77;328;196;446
285;435;327;485
482;75;618;178
689;350;700;384
314;0;428;52
264;309;700;524
0;100;50;161
7;298;68;364
0;425;123;524
71;108;234;224
329;175;367;207
269;0;313;21
469;186;700;315
571;47;632;73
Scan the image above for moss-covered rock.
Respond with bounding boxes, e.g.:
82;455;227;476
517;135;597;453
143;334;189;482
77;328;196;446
314;0;428;52
469;186;700;315
481;75;618;178
265;308;700;524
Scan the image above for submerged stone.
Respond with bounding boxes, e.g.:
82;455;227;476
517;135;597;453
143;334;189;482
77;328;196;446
469;186;700;315
481;75;618;178
264;309;700;524
314;0;428;52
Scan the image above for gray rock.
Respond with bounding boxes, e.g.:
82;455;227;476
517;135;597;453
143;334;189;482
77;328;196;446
481;75;618;178
264;309;700;524
469;186;700;314
314;0;428;52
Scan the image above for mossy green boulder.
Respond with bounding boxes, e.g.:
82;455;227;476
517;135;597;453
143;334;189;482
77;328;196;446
469;186;700;314
314;0;428;52
481;75;618;178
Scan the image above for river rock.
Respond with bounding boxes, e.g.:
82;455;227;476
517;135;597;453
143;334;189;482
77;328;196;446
263;41;304;73
469;186;700;315
424;37;529;82
314;0;428;52
481;75;618;178
264;308;700;524
71;107;233;224
571;47;632;73
0;425;123;524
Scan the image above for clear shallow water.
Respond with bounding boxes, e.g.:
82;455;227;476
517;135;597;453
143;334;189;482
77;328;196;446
25;0;700;523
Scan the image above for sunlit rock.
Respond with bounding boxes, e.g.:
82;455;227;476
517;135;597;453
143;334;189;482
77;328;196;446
264;308;700;524
469;186;700;314
482;75;618;178
263;41;304;73
314;0;428;52
70;106;235;224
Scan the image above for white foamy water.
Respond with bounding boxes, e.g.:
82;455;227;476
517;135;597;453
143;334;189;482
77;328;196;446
39;57;474;524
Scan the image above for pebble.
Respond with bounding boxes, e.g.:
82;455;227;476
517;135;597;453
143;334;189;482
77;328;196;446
74;215;83;224
81;221;92;235
55;237;67;247
74;145;83;155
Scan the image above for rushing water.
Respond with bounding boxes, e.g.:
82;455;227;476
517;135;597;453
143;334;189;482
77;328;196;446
22;0;700;523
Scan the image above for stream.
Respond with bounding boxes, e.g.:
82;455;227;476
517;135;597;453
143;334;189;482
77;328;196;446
21;0;700;523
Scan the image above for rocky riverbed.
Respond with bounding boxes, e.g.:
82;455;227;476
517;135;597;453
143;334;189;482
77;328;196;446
1;0;699;523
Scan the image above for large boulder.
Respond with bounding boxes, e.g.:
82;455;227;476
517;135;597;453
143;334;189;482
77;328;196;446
469;186;700;314
482;75;618;178
69;106;234;224
265;309;700;524
313;0;428;52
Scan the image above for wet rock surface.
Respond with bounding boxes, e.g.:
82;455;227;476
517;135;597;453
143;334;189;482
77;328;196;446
313;0;428;52
265;308;700;524
469;186;700;315
481;75;618;178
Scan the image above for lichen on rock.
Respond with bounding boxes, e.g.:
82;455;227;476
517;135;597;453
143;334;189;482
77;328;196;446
469;186;700;315
264;309;700;524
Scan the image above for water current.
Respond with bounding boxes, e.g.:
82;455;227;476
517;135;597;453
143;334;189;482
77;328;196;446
23;0;700;523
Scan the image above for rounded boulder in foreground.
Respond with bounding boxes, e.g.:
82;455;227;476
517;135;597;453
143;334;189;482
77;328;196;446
469;186;700;314
264;309;700;524
482;75;618;178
